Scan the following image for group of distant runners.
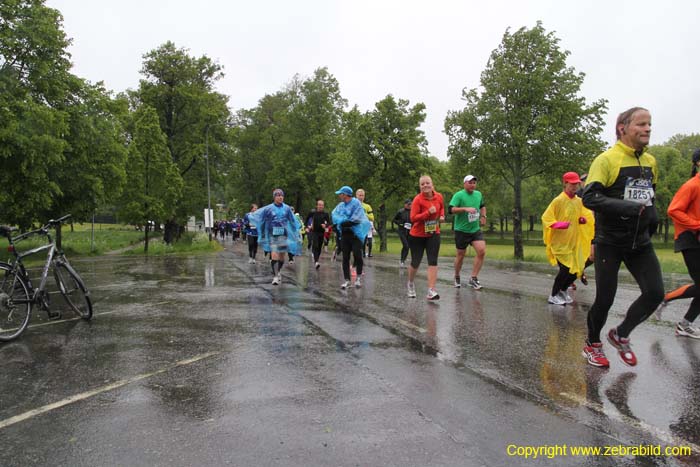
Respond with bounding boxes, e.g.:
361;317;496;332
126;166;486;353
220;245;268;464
241;174;488;299
234;106;700;371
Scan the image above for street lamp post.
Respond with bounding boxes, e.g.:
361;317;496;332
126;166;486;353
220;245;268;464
205;125;212;241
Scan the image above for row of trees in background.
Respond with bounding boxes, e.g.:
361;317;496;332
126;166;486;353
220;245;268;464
0;1;231;250
1;2;698;258
228;67;434;252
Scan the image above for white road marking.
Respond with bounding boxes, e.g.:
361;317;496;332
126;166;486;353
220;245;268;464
0;351;220;430
25;302;173;329
393;318;426;334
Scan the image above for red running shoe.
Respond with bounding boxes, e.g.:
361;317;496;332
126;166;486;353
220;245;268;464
582;342;609;368
607;328;637;366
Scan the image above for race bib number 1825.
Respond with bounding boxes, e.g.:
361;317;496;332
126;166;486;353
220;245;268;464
624;178;654;206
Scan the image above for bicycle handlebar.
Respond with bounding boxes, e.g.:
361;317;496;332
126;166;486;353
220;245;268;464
0;225;17;238
47;214;71;226
8;214;72;243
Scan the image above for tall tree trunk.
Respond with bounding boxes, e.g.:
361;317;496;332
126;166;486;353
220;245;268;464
145;222;150;253
163;219;177;245
513;172;524;260
56;223;63;251
378;203;387;252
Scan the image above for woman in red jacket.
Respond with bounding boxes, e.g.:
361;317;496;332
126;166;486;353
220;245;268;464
659;149;700;338
407;175;445;300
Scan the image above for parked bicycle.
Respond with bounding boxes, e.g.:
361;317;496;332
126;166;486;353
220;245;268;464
0;215;92;341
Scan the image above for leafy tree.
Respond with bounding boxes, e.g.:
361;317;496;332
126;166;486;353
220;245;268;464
118;106;183;251
229;91;293;209
647;144;687;240
267;68;347;211
0;0;72;101
665;133;700;160
445;22;607;259
0;0;72;228
653;134;700;233
230;68;347;215
313;106;364;199
48;82;128;224
0;0;128;235
357;95;430;251
131;41;231;231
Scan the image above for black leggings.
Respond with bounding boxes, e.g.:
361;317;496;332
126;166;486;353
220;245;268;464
408;234;440;268
340;232;363;280
310;231;325;262
552;261;577;297
587;242;664;343
398;229;410;262
247;235;258;258
365;237;373;256
665;248;700;323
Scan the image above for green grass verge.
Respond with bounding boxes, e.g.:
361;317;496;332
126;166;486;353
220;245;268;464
123;232;223;255
0;226;221;261
376;232;688;274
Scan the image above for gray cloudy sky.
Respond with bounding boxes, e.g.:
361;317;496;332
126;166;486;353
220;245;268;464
47;0;700;159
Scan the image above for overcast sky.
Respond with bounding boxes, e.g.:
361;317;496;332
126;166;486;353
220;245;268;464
47;0;700;159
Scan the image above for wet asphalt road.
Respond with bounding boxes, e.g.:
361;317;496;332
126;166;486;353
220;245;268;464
1;239;699;466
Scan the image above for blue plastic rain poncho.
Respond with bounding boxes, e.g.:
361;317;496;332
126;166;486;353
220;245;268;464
332;197;371;242
249;202;303;255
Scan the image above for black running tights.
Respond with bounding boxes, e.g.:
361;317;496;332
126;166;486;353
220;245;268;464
587;242;664;343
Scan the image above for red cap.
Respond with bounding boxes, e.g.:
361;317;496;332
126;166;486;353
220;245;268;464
562;172;582;184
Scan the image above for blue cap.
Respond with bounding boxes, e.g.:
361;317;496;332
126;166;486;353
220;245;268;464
335;185;353;196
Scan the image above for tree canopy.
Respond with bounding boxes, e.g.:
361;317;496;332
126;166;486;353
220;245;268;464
3;5;698;258
0;0;127;228
445;22;607;259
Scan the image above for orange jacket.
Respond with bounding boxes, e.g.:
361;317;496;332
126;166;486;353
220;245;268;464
409;191;445;238
668;174;700;239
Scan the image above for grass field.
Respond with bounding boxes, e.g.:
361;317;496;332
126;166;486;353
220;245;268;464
0;223;687;273
375;231;688;274
0;224;221;262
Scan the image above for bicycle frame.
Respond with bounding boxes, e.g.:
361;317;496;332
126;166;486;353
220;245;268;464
14;241;57;301
0;214;92;339
5;215;70;304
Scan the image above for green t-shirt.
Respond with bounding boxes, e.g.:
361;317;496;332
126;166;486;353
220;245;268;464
449;190;484;233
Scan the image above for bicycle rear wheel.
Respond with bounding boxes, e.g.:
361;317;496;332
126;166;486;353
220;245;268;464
0;264;32;341
54;263;93;320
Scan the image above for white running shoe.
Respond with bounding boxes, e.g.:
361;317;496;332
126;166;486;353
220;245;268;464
407;282;416;298
426;288;440;300
271;275;281;285
354;276;362;288
547;294;566;305
560;291;573;304
676;322;700;339
340;280;350;289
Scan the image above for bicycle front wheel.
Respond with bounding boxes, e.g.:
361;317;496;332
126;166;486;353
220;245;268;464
54;263;93;320
0;263;32;341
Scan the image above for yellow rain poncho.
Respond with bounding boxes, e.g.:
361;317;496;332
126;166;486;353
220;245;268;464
542;192;594;277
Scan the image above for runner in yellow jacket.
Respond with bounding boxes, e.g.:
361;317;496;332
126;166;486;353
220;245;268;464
542;172;594;305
